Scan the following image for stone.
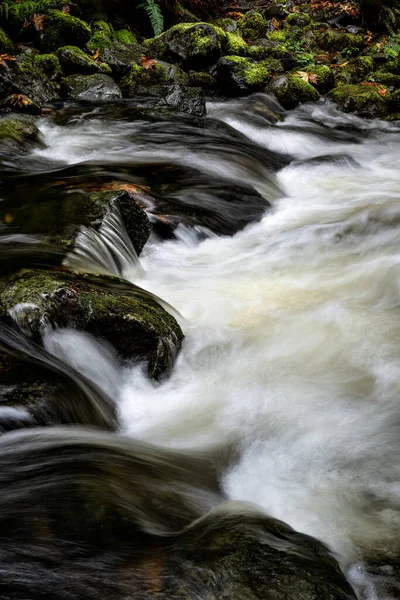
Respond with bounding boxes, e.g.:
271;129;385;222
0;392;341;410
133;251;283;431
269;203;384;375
328;84;391;118
156;85;205;116
40;10;92;53
267;74;320;109
0;55;60;105
61;73;122;100
56;45;111;76
216;56;269;95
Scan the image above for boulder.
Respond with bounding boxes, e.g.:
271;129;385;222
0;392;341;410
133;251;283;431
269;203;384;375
0;26;13;54
156;85;205;117
56;45;111;76
61;73;122;100
33;53;63;81
328;84;391;118
0;270;184;380
86;20;114;53
99;41;145;78
267;74;320;109
317;29;364;53
237;11;269;41
216;56;269;95
0;55;60;105
0;116;44;157
40;10;92;53
115;29;137;45
120;60;188;96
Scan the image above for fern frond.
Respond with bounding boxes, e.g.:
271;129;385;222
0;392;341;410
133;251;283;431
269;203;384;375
138;0;164;38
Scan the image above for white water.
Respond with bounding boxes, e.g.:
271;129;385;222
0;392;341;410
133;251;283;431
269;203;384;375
37;99;400;598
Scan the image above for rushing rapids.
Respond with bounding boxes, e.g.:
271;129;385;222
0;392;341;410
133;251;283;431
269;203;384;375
0;95;400;599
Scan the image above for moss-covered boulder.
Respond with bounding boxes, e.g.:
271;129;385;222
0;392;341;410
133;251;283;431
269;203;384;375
115;29;137;45
307;65;335;93
0;26;13;54
40;10;92;53
99;41;145;78
152;23;227;68
0;270;184;380
56;45;111;75
188;71;217;89
317;29;364;53
33;54;63;81
0;117;44;157
237;11;268;41
120;60;188;96
86;20;114;53
328;84;391;118
0;55;60;105
225;32;248;56
216;56;269;95
61;73;122;100
366;70;400;89
267;74;320;109
286;12;312;27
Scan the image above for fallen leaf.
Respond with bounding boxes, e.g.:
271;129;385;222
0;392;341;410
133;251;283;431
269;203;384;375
32;13;45;31
295;70;310;82
4;214;14;224
0;54;16;67
308;73;318;84
329;61;349;68
10;93;32;107
62;5;70;14
378;86;388;96
140;56;157;69
92;48;101;61
272;17;280;29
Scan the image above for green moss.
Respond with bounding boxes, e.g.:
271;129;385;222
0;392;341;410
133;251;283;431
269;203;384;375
56;45;111;75
294;52;315;68
120;62;168;95
286;12;311;26
87;31;112;53
237;11;268;41
0;117;41;145
225;32;248;56
307;65;334;92
367;70;400;88
328;84;390;117
266;30;287;43
267;74;320;109
115;29;137;45
317;30;363;53
33;53;62;80
188;71;217;88
358;56;374;71
40;10;92;53
0;26;12;54
213;17;236;30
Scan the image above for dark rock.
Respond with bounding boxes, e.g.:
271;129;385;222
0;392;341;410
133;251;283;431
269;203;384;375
120;61;188;96
0;116;44;158
61;73;122;100
329;84;391;118
156;85;205;117
157;23;226;69
188;71;218;89
40;10;92;53
100;41;145;78
0;55;60;105
267;74;320;109
56;45;111;76
237;11;269;41
0;270;184;381
0;94;41;115
0;26;13;54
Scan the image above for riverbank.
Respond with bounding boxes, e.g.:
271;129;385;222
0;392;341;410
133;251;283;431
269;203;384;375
0;0;399;119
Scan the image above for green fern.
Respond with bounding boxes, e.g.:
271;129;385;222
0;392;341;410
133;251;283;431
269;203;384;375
0;0;52;22
138;0;164;38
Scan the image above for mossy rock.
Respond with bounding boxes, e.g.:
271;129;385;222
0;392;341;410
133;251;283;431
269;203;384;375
33;53;63;81
120;61;188;95
267;74;320;109
61;73;121;99
307;65;334;93
0;26;13;54
0;270;184;380
56;46;111;75
188;71;217;89
115;29;137;45
225;32;248;57
87;28;113;54
0;54;60;105
237;11;268;41
367;70;400;88
0;116;44;156
216;56;269;95
317;29;364;53
40;10;92;53
286;12;312;27
156;23;227;68
100;42;145;78
328;84;391;118
265;30;287;43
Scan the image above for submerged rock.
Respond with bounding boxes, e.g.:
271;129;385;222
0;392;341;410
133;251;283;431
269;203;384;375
267;74;320;109
61;73;122;100
0;270;183;380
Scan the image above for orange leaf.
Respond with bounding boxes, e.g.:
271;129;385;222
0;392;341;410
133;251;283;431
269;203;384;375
62;5;70;13
272;17;280;29
4;214;14;224
308;73;318;84
140;56;157;69
92;48;100;61
32;13;45;31
378;86;388;96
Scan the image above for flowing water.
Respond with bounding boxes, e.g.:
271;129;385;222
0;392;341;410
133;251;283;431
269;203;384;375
1;96;400;598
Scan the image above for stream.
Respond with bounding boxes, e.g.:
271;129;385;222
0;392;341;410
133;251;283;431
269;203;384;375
1;95;400;599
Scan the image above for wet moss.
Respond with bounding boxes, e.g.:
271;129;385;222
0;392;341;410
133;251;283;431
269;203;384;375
115;29;137;45
265;30;287;43
329;84;391;118
40;10;92;53
33;53;62;80
225;32;248;56
237;11;268;41
0;26;13;54
120;62;168;94
317;30;364;53
267;74;320;109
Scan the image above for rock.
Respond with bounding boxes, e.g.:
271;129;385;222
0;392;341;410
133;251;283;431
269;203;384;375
0;188;151;257
61;73;122;100
0;55;60;105
225;32;248;56
153;23;227;69
267;74;320;109
100;41;145;78
0;26;13;54
307;65;335;93
317;29;364;53
286;11;312;27
40;10;92;53
216;56;269;95
262;2;288;20
156;85;205;116
33;53;63;81
0;270;184;380
237;11;269;41
120;60;188;96
86;20;113;53
56;45;111;76
188;71;218;89
0;94;41;115
328;84;391;118
0;117;44;157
